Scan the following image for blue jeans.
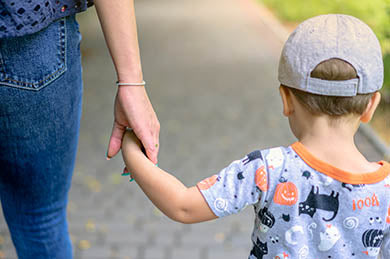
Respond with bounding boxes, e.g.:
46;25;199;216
0;15;82;258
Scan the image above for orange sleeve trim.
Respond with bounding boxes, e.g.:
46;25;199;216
291;142;390;185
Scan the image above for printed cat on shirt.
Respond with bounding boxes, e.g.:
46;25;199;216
299;186;339;222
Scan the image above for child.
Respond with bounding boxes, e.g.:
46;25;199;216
121;14;390;258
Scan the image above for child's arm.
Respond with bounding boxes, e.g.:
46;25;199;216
121;131;218;224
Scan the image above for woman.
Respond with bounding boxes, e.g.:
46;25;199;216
0;0;159;258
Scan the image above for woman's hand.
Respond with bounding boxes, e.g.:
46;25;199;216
94;0;160;164
107;86;160;163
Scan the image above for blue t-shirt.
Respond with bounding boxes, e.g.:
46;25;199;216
0;0;93;38
197;142;390;258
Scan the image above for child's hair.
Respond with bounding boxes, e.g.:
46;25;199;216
286;58;373;117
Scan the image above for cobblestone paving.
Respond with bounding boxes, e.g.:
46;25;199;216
0;0;384;258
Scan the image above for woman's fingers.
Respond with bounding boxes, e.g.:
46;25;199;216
107;121;126;160
137;124;160;164
107;87;160;163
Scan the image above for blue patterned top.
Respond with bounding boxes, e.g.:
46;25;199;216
197;142;390;258
0;0;93;38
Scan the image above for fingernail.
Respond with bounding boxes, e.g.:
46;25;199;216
106;151;111;161
121;167;130;176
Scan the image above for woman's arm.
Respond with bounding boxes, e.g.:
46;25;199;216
94;0;142;81
94;0;160;164
122;131;217;224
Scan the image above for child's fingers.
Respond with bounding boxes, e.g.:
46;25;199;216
121;167;134;182
121;167;130;176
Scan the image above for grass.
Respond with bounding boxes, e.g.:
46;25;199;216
384;54;390;91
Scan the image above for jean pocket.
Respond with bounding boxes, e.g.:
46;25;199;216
0;17;67;91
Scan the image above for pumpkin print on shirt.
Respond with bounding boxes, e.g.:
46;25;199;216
386;205;390;224
273;177;298;206
197;174;219;190
255;166;268;191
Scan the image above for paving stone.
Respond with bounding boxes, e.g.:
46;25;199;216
208;247;251;259
142;246;167;259
78;245;138;259
0;250;17;259
170;247;203;259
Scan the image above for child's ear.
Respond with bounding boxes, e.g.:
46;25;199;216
360;91;381;123
279;85;294;116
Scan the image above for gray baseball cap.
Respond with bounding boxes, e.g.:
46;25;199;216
278;14;383;96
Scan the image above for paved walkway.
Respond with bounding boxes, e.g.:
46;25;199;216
0;0;383;258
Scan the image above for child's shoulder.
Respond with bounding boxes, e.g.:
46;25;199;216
244;143;296;174
244;144;292;166
249;143;390;198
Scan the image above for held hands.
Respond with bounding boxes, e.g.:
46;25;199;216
94;0;159;163
107;86;160;164
121;129;154;181
122;129;144;156
121;117;217;224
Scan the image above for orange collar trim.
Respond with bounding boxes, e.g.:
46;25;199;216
291;142;390;184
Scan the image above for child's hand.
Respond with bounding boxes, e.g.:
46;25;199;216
122;130;144;156
121;130;217;224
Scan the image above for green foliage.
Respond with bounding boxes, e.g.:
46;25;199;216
260;0;390;91
384;54;390;89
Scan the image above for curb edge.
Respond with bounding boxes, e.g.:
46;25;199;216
359;124;390;160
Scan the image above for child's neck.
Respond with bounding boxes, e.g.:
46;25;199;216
297;116;380;173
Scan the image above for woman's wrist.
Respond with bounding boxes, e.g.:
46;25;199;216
117;71;143;83
117;78;144;84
